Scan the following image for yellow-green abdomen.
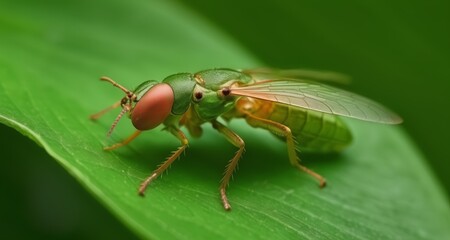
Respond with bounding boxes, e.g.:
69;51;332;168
265;103;352;153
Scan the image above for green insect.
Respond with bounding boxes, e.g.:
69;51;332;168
91;68;402;211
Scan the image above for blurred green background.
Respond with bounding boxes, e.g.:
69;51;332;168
1;0;449;238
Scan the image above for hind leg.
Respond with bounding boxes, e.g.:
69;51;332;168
243;112;326;187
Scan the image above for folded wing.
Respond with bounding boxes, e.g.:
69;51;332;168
230;79;402;124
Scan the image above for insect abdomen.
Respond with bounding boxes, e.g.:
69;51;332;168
234;97;352;153
268;104;352;153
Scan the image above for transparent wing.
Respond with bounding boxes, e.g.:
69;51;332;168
230;79;402;124
242;68;351;84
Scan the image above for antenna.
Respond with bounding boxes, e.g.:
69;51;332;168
100;76;133;96
92;76;136;137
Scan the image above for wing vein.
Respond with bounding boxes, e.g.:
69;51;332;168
231;80;402;124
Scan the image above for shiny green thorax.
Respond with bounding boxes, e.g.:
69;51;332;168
162;73;196;115
156;68;253;120
195;68;252;90
191;69;253;120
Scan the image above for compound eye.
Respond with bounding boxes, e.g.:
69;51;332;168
131;83;174;130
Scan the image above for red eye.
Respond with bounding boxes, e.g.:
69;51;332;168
131;83;174;130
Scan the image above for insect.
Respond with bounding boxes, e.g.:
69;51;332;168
90;68;402;211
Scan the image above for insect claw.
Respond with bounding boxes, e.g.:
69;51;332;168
319;179;327;188
139;172;158;195
103;146;113;151
220;188;232;211
103;142;122;151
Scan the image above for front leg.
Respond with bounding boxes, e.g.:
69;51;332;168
103;130;142;151
211;120;245;211
138;127;189;195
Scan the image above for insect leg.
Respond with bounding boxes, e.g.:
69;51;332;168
90;100;121;120
103;130;142;151
244;113;326;188
211;120;245;211
138;127;189;196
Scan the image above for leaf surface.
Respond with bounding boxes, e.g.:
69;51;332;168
0;0;449;239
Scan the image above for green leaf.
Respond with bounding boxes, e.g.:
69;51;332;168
1;0;449;239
